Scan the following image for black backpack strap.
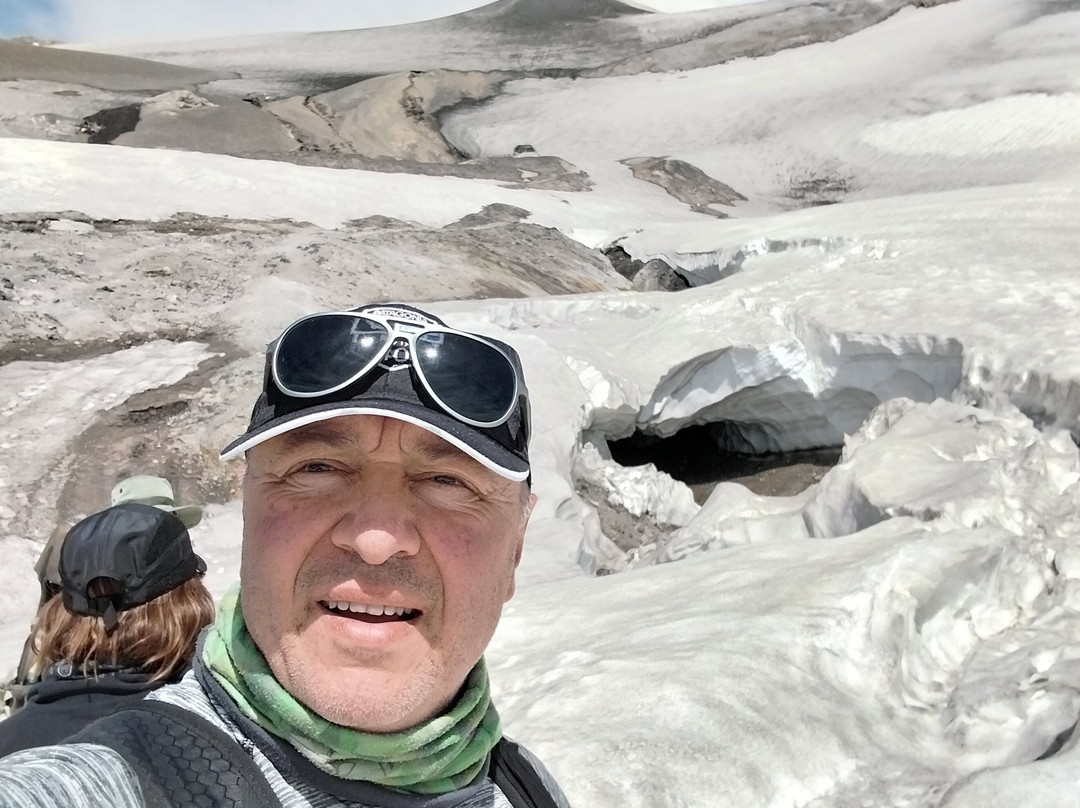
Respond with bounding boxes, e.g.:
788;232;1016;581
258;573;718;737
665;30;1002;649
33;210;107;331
490;737;564;808
67;699;282;808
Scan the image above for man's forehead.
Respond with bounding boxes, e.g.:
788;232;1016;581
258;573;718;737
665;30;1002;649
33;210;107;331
275;416;476;464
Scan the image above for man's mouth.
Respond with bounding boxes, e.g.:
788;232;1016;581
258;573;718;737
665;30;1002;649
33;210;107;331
321;600;421;624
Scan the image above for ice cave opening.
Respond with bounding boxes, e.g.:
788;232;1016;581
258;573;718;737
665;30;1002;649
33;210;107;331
606;422;841;502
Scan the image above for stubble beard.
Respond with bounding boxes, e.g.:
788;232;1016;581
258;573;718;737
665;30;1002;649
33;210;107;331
277;643;448;731
274;555;451;732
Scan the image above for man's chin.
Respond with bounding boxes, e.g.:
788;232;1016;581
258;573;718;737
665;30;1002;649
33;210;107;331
295;663;448;732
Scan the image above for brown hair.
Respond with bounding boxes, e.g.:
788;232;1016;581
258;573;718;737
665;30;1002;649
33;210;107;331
30;575;215;682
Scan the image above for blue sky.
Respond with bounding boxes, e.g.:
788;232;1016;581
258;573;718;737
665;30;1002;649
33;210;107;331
0;0;57;39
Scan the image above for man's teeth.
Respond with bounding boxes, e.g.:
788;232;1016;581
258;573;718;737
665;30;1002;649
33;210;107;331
325;601;415;617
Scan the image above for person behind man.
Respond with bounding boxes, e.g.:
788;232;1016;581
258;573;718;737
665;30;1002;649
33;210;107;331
2;476;204;713
0;502;215;756
33;475;205;609
0;303;569;808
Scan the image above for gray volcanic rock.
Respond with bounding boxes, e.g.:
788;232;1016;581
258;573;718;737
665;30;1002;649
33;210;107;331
621;156;746;217
113;90;299;154
81;102;141;143
0;40;233;90
603;246;688;291
632;259;689;292
285;70;502;162
448;203;532;227
226;152;594;191
0;78;149;142
0;212;631;356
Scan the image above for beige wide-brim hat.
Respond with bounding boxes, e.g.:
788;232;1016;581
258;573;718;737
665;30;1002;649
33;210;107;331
35;476;203;597
110;475;204;529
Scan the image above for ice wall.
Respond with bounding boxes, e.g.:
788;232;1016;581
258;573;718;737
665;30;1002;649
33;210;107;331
639;316;963;452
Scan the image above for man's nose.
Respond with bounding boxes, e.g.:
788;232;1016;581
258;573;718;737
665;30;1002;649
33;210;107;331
330;484;422;564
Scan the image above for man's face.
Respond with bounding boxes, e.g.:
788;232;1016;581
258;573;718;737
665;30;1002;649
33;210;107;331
239;415;535;732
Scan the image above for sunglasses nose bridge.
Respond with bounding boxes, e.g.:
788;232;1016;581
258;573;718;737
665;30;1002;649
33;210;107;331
386;337;411;365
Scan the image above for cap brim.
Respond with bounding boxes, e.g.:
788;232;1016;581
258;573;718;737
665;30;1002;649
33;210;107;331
220;399;529;482
159;505;203;529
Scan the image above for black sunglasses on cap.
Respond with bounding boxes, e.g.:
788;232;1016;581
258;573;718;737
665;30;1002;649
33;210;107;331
272;309;521;428
220;304;531;480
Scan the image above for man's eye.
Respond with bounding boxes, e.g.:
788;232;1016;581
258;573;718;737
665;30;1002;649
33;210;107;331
431;474;462;486
298;461;335;474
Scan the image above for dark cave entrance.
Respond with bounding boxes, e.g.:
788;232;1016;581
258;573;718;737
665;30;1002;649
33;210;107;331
606;422;842;502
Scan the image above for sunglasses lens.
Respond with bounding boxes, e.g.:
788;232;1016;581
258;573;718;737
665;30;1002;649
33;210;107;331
276;315;388;395
414;332;517;424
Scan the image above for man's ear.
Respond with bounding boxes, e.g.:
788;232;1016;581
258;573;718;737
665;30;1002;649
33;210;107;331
515;492;538;567
505;493;538;602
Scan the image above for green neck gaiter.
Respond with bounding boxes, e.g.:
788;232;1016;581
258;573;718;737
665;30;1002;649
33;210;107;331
201;586;502;795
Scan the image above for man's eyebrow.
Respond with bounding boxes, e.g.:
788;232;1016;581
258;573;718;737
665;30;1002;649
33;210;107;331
278;423;355;451
410;434;479;466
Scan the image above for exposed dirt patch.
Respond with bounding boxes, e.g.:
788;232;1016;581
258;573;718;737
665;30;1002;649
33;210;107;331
55;339;243;531
0;328;207;366
576;480;680;558
787;172;855;207
690;453;840;501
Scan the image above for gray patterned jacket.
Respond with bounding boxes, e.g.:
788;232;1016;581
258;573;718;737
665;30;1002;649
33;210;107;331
0;668;570;808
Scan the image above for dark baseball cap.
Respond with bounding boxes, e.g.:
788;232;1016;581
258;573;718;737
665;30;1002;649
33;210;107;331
60;503;207;632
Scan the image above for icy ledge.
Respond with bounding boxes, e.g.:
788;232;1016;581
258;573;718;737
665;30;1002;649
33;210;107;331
636;318;963;453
